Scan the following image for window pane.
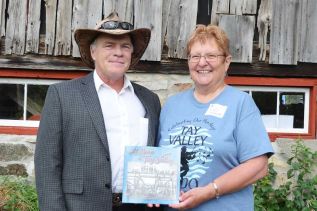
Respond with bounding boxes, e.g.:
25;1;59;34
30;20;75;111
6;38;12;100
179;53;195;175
280;92;305;128
252;91;277;128
26;85;49;121
252;91;277;115
0;84;24;120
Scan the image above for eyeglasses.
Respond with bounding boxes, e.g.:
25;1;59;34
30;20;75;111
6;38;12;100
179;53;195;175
99;21;134;30
188;54;226;63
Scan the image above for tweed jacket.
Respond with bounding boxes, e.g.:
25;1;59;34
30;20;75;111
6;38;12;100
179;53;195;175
35;72;161;211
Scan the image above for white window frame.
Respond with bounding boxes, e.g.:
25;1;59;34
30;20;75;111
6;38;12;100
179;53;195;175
0;78;62;127
236;86;310;134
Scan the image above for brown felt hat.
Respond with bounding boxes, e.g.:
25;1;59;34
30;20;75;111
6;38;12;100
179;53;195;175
74;12;151;69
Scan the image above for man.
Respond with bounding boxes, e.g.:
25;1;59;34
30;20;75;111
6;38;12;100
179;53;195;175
35;12;161;211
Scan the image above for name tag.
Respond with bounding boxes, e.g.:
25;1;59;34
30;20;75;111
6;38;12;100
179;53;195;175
205;103;227;118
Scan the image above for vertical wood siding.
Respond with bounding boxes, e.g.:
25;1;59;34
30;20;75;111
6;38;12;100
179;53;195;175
54;0;72;55
219;15;255;63
134;0;162;62
211;0;229;24
230;0;257;15
242;0;257;14
161;0;172;51
270;0;299;65
44;0;57;55
26;0;42;53
298;0;317;63
0;0;6;37
72;0;103;57
5;0;28;55
0;0;317;65
103;0;116;17
166;0;198;59
115;0;134;24
257;0;272;61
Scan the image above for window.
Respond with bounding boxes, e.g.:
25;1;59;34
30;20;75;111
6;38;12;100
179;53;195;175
0;78;62;127
237;86;309;134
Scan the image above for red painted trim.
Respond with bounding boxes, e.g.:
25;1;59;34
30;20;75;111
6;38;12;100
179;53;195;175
0;68;89;79
226;76;317;86
0;126;38;135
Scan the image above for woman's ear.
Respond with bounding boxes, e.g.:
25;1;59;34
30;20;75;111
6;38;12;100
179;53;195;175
225;55;232;63
224;55;232;69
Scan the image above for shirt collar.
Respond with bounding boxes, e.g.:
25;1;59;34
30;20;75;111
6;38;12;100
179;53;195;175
93;71;134;93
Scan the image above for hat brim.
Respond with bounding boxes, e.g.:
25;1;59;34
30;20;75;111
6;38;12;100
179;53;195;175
74;28;151;69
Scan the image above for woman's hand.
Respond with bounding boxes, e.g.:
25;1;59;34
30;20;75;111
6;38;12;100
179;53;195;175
169;185;214;210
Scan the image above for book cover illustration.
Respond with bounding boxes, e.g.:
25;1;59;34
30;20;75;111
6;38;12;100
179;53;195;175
122;146;181;204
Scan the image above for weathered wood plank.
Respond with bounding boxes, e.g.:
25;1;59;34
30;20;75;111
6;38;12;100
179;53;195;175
115;0;134;23
298;0;317;63
242;0;257;14
54;0;72;55
5;0;27;55
0;0;6;36
166;0;198;59
103;0;116;17
72;0;103;57
230;0;242;15
26;0;42;53
269;0;299;65
44;0;57;55
103;0;133;23
230;0;257;15
161;0;171;51
211;0;229;25
134;0;162;62
257;0;272;61
219;15;255;63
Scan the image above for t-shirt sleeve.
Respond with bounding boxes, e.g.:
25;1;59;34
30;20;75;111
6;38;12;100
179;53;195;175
235;96;274;163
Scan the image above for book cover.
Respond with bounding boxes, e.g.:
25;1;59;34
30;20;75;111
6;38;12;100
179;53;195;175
122;146;181;204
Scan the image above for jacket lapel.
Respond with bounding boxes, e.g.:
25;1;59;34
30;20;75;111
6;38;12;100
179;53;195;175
133;83;153;146
79;72;110;154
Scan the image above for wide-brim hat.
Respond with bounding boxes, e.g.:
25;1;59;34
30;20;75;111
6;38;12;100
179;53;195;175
74;12;151;69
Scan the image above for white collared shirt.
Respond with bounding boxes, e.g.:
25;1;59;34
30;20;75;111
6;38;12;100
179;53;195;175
94;71;148;193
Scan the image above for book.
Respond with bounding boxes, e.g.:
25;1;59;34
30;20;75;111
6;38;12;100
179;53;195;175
122;146;181;204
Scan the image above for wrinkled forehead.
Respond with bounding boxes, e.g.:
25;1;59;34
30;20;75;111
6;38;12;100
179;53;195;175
94;33;132;44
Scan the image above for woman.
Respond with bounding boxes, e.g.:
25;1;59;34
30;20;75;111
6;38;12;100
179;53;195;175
158;25;274;210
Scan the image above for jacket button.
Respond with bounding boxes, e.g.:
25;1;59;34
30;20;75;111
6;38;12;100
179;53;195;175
105;183;111;189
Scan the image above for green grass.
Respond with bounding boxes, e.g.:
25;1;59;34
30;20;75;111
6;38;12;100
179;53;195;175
0;176;38;211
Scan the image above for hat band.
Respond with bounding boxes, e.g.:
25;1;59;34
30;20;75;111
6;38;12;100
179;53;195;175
99;21;134;30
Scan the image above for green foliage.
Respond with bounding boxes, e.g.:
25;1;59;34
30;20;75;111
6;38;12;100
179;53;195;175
254;140;317;211
0;176;39;211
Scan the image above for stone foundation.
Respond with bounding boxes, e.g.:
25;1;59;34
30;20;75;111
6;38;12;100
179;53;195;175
0;135;36;180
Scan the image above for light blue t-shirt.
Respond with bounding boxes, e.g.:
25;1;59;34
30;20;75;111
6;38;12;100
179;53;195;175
158;86;274;211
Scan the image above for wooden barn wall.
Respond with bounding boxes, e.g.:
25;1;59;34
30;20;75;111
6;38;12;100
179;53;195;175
72;0;103;57
298;0;317;63
0;0;6;37
269;0;299;65
5;0;28;55
26;0;42;54
0;0;317;65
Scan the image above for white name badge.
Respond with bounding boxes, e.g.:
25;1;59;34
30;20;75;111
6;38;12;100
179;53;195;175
205;103;227;118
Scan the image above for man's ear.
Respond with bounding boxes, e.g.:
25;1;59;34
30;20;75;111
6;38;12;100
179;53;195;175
90;46;95;60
